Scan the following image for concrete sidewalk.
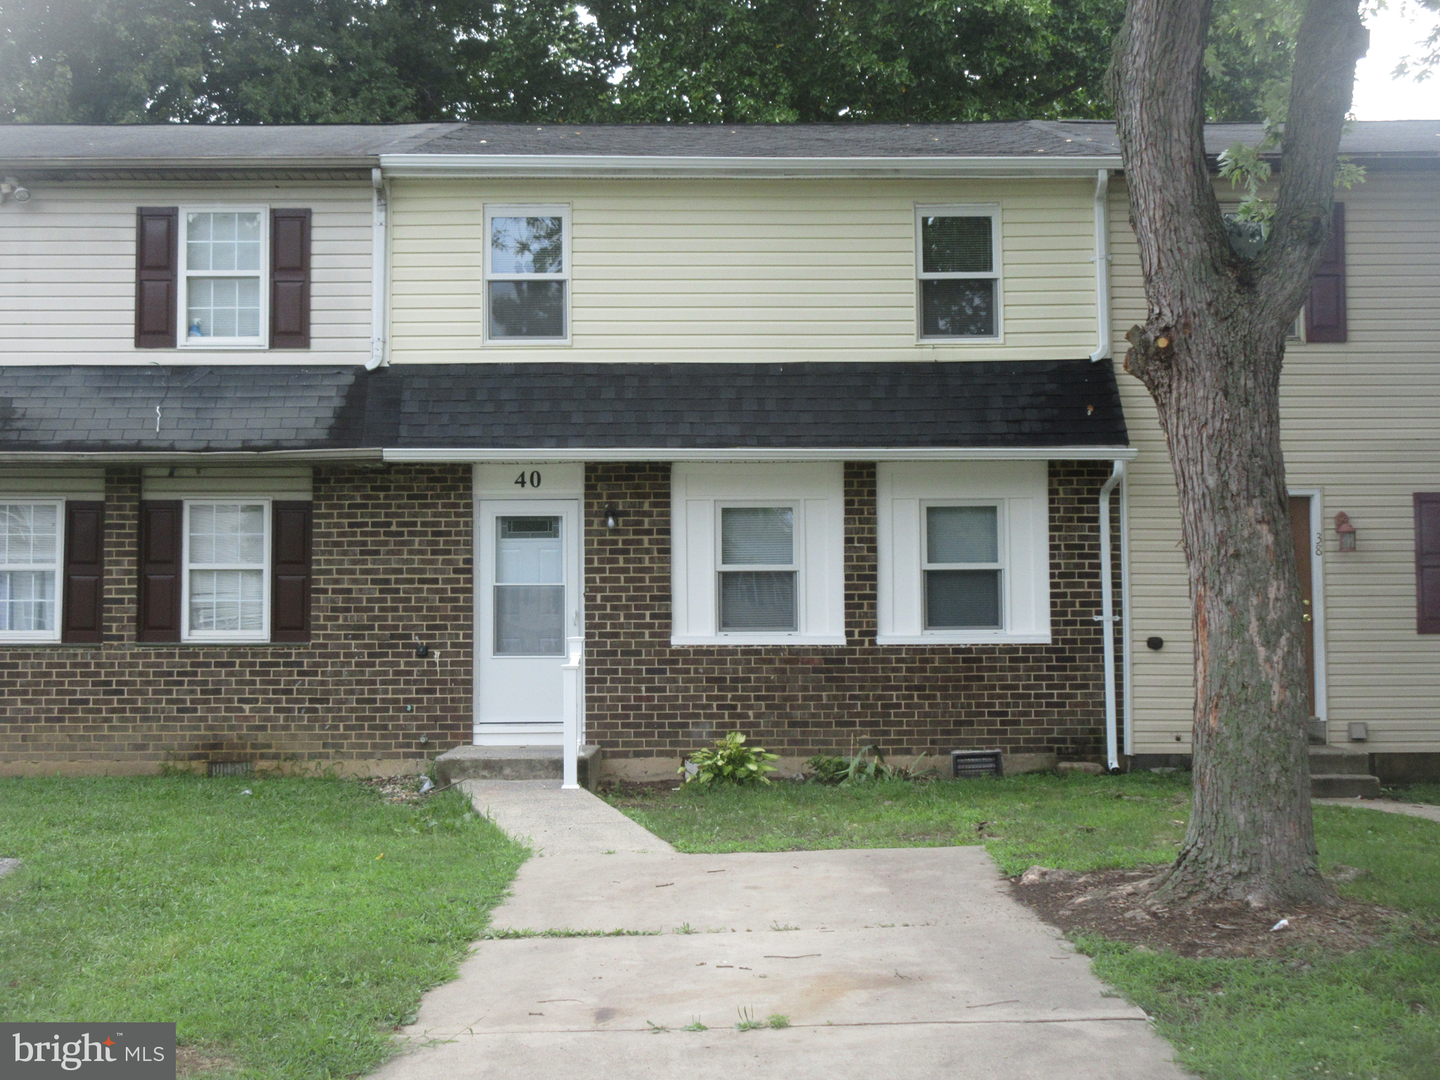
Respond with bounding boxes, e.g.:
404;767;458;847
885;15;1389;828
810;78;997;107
371;782;1192;1080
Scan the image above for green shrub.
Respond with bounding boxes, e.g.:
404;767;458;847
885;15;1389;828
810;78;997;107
806;745;933;784
681;731;779;786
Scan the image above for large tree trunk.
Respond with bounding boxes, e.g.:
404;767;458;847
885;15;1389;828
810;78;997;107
1110;0;1367;907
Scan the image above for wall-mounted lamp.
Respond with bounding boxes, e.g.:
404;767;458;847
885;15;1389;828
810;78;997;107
0;177;30;204
605;504;620;529
1334;511;1357;552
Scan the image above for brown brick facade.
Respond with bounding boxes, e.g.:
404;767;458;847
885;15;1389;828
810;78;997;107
584;461;1116;764
0;464;473;775
3;458;1118;775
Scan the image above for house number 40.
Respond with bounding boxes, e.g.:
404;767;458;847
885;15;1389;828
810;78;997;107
514;470;543;489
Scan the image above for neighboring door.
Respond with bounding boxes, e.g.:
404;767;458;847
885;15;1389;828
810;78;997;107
1289;495;1317;718
475;498;581;743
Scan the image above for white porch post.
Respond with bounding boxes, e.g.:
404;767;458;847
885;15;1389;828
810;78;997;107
561;634;583;790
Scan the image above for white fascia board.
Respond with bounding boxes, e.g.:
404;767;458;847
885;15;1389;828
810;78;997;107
383;446;1137;463
379;153;1124;180
0;448;385;465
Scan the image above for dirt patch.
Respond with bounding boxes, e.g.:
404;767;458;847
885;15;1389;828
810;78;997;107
358;775;435;805
176;1045;242;1077
1010;865;1407;958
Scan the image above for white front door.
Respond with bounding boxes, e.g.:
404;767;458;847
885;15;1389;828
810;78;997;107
475;498;581;743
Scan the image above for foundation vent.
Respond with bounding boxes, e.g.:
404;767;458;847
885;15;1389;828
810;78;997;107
951;750;1003;779
207;761;254;778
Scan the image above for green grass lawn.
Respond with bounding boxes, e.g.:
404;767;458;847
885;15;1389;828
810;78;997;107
608;773;1440;1080
0;774;526;1079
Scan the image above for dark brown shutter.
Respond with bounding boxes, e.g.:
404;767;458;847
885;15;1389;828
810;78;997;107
270;208;311;349
138;500;182;642
135;207;178;348
62;501;105;644
270;501;312;642
1417;493;1440;634
1305;203;1347;344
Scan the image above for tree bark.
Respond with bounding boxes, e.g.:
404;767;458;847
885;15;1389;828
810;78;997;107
1109;0;1367;908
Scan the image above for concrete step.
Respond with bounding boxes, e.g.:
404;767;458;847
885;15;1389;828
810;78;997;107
1310;773;1382;799
436;744;603;792
1308;746;1373;776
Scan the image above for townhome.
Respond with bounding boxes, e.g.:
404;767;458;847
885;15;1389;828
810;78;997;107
0;121;1434;786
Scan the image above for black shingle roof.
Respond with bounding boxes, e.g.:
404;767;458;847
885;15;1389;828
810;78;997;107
0;361;1127;454
0;366;368;453
387;361;1125;449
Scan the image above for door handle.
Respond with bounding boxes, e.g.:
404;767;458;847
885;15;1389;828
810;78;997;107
1302;614;1312;623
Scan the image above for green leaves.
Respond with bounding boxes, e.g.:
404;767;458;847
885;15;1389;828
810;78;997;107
681;731;780;786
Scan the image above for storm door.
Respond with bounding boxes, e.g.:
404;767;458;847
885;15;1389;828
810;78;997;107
475;499;580;742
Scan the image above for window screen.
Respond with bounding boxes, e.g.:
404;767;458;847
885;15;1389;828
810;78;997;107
188;502;266;634
925;505;1001;629
719;507;796;631
0;503;59;634
488;213;567;340
918;210;999;339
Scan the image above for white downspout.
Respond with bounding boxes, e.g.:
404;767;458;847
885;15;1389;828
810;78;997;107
1099;460;1125;772
1089;168;1111;362
366;167;389;371
1120;467;1135;757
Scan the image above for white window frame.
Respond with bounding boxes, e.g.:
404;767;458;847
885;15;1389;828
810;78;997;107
180;499;271;643
916;203;1003;344
921;501;1006;631
484;204;571;346
176;205;270;350
715;502;802;633
0;499;64;644
672;463;844;645
877;461;1049;644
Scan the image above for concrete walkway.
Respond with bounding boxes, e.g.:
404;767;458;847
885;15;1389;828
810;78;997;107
372;782;1192;1080
1314;797;1440;824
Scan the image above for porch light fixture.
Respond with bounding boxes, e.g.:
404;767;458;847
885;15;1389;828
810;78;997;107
605;504;620;529
1334;511;1357;552
0;177;30;203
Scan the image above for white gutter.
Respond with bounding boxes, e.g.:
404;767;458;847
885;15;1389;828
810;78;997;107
379;153;1123;180
1098;459;1126;773
366;168;389;371
1120;462;1135;757
1089;169;1112;362
0;448;385;465
381;445;1138;464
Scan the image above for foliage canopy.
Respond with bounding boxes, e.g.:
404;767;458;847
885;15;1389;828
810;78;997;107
0;0;1333;125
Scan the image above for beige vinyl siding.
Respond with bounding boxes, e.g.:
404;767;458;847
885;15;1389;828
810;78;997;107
0;183;373;365
388;178;1100;363
1119;171;1440;754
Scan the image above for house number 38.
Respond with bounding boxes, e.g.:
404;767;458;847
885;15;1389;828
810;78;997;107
514;470;543;489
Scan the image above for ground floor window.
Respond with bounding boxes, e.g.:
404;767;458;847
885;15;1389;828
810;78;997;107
0;501;61;641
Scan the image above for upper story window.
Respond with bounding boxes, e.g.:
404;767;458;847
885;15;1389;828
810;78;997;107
485;205;570;343
917;205;1002;342
136;206;311;351
182;209;266;346
0;502;62;642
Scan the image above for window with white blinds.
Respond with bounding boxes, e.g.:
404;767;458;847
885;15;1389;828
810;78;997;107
184;501;270;641
0;502;61;641
718;507;797;631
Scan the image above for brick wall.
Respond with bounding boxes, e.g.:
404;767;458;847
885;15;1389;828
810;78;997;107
584;461;1115;764
0;464;473;776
